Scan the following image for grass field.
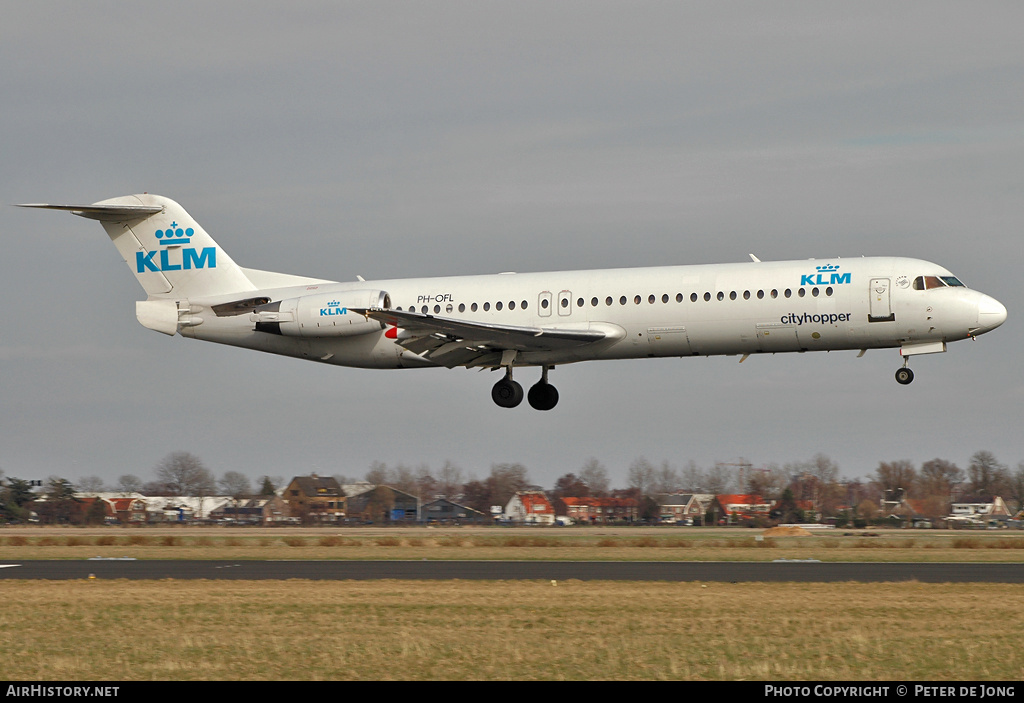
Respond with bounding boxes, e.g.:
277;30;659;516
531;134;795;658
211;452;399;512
5;527;1020;681
1;579;1020;680
3;525;1024;562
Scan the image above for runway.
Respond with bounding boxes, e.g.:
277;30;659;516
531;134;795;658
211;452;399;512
1;560;1023;582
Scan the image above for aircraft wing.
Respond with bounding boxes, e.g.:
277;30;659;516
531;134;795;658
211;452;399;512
352;307;612;368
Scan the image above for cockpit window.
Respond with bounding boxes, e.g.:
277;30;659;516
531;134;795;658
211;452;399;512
913;275;953;290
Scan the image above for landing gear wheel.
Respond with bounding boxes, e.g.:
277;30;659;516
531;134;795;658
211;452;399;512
492;378;524;408
895;367;914;385
527;382;559;411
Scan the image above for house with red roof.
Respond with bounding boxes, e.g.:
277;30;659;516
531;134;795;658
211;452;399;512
505;491;556;525
559;496;639;524
711;494;771;524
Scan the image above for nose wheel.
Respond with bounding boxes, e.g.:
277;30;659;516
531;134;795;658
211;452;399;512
895;366;914;385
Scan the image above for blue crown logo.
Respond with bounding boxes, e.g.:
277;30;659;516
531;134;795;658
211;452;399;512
155;221;194;246
327;300;341;307
815;264;840;272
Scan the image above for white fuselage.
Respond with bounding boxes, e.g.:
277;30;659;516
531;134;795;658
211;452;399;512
181;256;1003;370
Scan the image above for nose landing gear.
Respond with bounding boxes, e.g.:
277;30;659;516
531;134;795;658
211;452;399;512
895;360;915;385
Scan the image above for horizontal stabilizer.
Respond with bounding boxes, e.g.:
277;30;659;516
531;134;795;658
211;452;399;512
17;203;163;222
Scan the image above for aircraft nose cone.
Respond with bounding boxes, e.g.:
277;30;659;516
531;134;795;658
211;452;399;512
977;295;1007;333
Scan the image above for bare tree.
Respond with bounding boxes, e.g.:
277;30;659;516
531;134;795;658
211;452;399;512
365;461;388;485
117;474;143;495
872;460;918;498
627;457;656;496
966;451;1009;500
219;471;252;498
154;452;216;497
1007;463;1024;514
77;475;106;493
747;465;788;502
579;458;610;496
488;463;532;506
919;459;963;501
652;461;682;495
436;461;464;498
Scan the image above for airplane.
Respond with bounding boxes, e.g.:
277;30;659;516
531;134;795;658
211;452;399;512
20;194;1007;410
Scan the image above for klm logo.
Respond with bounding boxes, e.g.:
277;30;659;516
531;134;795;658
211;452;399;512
801;264;850;286
136;223;217;273
320;301;348;316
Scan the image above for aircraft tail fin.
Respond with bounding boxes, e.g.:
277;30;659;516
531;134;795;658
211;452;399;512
19;194;257;299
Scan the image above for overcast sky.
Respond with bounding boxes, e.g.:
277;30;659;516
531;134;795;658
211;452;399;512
2;1;1022;491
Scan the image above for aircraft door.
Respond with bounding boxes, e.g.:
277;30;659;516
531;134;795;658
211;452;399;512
538;291;552;317
869;278;895;322
558;290;572;316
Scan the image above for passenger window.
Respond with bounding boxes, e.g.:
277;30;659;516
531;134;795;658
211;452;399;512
577;298;584;308
508;301;515;310
620;296;627;305
704;292;711;302
757;290;765;299
521;300;528;310
592;297;599;307
495;301;503;311
483;302;490;311
743;291;750;300
676;293;684;303
606;296;613;306
717;292;724;301
729;291;737;300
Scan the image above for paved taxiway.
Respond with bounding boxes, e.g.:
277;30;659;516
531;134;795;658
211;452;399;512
1;560;1023;582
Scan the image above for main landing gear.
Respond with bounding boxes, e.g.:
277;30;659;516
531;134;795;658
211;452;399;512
492;366;559;410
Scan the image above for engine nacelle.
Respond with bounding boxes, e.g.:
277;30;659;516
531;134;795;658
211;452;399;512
251;290;390;338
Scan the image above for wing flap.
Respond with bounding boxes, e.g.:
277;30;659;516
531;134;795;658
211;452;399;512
352;307;613;368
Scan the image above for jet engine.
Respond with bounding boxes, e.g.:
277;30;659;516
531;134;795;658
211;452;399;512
251;290;390;337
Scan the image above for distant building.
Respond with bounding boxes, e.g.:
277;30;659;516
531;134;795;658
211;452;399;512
345;486;420;523
282;475;346;523
421;498;487;524
75;493;148;524
655;494;708;524
711;494;771;524
505;491;555;525
210;496;291;524
560;496;639;524
951;498;1010;518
